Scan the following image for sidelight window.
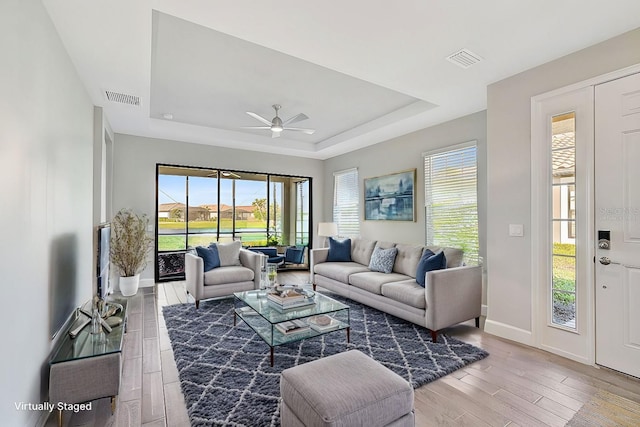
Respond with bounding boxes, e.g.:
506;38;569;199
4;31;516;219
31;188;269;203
551;112;577;329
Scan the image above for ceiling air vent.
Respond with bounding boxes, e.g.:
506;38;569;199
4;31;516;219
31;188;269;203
446;49;483;69
104;90;140;106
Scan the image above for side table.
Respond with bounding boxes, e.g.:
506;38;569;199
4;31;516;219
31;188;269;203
49;297;127;426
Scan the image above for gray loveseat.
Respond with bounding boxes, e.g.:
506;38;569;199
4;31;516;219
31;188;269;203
310;238;481;342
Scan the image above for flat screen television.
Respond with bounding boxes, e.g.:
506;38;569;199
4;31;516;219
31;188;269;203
96;223;111;299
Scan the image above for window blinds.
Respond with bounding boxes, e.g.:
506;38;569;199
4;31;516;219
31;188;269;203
333;168;360;237
424;143;479;264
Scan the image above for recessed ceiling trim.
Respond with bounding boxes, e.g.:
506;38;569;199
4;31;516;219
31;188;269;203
446;49;483;69
104;90;141;106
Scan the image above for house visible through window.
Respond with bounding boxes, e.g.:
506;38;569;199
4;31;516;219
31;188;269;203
424;142;479;265
333;168;360;237
156;165;311;281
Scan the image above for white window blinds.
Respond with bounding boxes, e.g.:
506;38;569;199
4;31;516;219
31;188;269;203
333;168;360;237
424;142;479;264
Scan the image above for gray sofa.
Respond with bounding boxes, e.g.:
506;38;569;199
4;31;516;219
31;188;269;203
310;238;481;342
185;249;262;308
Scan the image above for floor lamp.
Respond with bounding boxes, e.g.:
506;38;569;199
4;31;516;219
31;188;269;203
317;222;338;248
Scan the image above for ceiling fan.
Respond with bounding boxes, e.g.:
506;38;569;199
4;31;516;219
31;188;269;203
243;104;315;138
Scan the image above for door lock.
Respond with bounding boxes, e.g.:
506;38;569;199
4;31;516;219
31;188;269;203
598;230;611;250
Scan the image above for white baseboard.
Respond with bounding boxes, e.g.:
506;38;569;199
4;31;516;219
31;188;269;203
484;318;534;346
539;343;591;365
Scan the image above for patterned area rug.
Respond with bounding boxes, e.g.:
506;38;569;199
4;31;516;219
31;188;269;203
162;293;489;426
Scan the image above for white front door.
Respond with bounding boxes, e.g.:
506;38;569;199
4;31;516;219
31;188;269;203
595;72;640;378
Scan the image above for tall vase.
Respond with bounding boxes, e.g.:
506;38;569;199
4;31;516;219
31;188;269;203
120;274;140;296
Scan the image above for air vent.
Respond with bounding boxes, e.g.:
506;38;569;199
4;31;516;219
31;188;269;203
446;49;483;69
104;90;140;106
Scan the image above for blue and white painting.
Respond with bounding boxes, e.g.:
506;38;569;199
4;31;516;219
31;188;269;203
364;169;415;221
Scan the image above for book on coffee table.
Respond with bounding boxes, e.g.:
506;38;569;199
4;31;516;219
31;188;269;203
267;292;305;305
275;319;310;335
267;298;316;311
236;306;258;316
267;288;315;311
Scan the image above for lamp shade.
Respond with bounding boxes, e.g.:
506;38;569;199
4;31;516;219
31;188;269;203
317;222;338;237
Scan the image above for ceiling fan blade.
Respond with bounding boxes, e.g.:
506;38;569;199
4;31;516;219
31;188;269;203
271;131;281;139
283;127;315;135
282;113;308;126
246;111;273;126
241;126;272;130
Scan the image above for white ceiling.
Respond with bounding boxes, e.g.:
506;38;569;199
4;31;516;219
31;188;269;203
42;0;640;160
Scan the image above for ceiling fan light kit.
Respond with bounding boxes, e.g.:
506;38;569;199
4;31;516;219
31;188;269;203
243;104;315;138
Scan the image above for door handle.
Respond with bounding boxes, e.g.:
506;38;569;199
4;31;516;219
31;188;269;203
599;256;640;269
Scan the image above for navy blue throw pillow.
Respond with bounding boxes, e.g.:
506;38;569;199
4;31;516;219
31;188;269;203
195;245;221;272
326;237;352;262
415;250;447;287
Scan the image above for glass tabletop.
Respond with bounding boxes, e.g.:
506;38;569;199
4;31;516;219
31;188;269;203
50;297;128;364
234;289;348;324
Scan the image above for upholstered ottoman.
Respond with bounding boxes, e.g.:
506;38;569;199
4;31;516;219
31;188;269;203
280;350;415;427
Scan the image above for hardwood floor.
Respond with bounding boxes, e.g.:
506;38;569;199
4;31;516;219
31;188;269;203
48;271;640;426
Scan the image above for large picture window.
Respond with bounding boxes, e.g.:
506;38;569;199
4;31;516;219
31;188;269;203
424;142;479;265
156;165;311;281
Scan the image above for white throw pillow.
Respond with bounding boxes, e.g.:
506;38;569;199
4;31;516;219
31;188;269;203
368;246;398;274
213;241;242;266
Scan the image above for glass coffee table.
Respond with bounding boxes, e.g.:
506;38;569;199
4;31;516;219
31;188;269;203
233;289;350;366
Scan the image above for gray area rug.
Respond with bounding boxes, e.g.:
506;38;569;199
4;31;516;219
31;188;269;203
163;293;488;426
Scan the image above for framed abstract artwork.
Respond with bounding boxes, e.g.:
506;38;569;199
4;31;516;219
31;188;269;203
364;169;416;221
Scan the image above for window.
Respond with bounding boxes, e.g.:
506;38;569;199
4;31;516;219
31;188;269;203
295;180;310;245
424;142;479;265
156;165;311;281
333;168;360;237
551;112;576;328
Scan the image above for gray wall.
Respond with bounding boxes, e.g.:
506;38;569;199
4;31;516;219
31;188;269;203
111;134;325;282
0;0;94;424
486;28;640;339
323;110;487;298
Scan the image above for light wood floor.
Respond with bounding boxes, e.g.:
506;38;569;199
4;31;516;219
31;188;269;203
49;271;640;426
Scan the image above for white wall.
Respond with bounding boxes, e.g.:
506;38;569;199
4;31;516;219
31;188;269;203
486;28;640;343
0;0;94;425
111;134;325;282
323;111;487;299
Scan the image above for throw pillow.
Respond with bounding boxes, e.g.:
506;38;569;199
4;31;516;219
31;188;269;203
195;246;220;272
326;237;352;262
368;246;398;274
415;250;447;287
212;240;242;266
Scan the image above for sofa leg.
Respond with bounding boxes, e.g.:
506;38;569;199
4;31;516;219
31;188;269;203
195;300;200;309
431;330;438;343
312;284;317;291
475;317;480;328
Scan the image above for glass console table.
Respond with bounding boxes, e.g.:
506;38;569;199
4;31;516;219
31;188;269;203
233;290;349;366
48;297;128;426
